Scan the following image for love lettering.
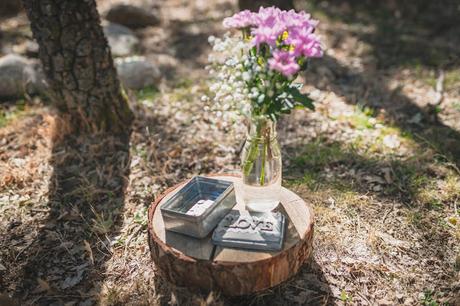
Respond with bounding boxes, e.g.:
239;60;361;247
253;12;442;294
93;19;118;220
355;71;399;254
225;216;274;232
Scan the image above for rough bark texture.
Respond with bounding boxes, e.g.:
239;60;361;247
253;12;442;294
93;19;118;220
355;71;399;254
239;0;295;11
21;0;133;134
148;175;314;296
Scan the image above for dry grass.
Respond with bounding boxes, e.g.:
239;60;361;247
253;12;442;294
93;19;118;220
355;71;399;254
1;0;460;305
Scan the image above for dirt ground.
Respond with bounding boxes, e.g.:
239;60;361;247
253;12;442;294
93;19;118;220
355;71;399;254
1;0;459;305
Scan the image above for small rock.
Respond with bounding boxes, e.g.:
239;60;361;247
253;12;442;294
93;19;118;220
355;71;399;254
115;56;161;90
0;54;31;99
25;40;39;57
105;4;160;29
24;60;48;96
103;23;139;57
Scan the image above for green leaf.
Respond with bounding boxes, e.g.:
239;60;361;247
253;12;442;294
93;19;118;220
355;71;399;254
287;86;315;110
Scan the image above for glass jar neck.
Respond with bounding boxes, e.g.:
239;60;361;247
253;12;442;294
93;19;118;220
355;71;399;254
247;116;277;141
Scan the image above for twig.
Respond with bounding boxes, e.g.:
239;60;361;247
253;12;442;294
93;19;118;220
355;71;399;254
14;236;37;261
381;204;394;224
355;291;372;305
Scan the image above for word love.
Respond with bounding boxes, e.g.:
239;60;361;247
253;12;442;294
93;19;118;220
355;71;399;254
224;215;274;232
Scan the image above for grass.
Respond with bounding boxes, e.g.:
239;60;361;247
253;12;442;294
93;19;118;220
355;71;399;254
287;104;460;213
0;100;28;128
444;70;460;91
421;290;441;306
135;86;160;103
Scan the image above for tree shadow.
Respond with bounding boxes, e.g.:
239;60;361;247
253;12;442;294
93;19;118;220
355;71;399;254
10;121;131;304
282;137;458;302
297;0;460;164
305;0;459;69
304;53;460;165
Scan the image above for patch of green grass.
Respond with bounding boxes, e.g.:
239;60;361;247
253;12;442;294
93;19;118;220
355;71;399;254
132;145;148;161
407;211;423;227
0;100;27;128
292;140;351;171
346;106;376;130
135;86;159;102
133;206;148;227
444;70;460;91
420;290;440;306
340;289;353;304
174;78;194;88
90;205;116;235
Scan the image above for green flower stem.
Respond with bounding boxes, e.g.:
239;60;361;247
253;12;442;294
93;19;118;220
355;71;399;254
242;118;271;185
242;123;261;178
260;138;267;185
242;140;259;177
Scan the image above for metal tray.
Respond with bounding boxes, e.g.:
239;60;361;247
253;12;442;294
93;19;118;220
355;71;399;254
160;176;236;238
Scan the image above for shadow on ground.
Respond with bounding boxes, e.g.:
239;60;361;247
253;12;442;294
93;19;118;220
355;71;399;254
305;0;459;69
281;135;458;303
10;122;131;304
297;0;460;164
306;54;460;165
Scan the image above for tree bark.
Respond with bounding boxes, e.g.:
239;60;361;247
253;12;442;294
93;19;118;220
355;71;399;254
21;0;133;134
238;0;295;12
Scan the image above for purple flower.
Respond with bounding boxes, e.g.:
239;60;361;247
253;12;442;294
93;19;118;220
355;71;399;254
286;26;323;58
268;50;300;76
251;23;284;47
250;7;284;47
223;7;323;75
255;6;281;26
223;10;256;29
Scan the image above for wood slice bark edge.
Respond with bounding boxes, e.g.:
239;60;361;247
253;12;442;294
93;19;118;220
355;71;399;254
147;174;314;296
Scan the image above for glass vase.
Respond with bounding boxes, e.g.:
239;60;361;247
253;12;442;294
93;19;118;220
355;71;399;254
241;116;282;212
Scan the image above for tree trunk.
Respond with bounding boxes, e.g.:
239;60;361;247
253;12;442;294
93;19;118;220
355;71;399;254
238;0;295;11
21;0;133;134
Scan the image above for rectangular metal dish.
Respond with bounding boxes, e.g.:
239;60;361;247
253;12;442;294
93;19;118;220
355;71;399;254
160;176;236;238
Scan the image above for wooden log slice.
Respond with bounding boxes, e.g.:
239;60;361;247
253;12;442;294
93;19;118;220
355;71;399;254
147;174;314;296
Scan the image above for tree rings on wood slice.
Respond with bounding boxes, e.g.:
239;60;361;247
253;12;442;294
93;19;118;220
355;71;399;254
147;174;314;296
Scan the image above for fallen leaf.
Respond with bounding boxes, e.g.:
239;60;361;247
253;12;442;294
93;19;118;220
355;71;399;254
35;278;50;293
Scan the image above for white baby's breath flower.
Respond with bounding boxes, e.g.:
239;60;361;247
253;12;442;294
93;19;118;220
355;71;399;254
257;94;265;103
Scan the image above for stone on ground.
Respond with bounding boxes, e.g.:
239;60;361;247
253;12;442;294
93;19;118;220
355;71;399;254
115;56;161;90
104;4;160;29
0;54;44;100
103;23;139;57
